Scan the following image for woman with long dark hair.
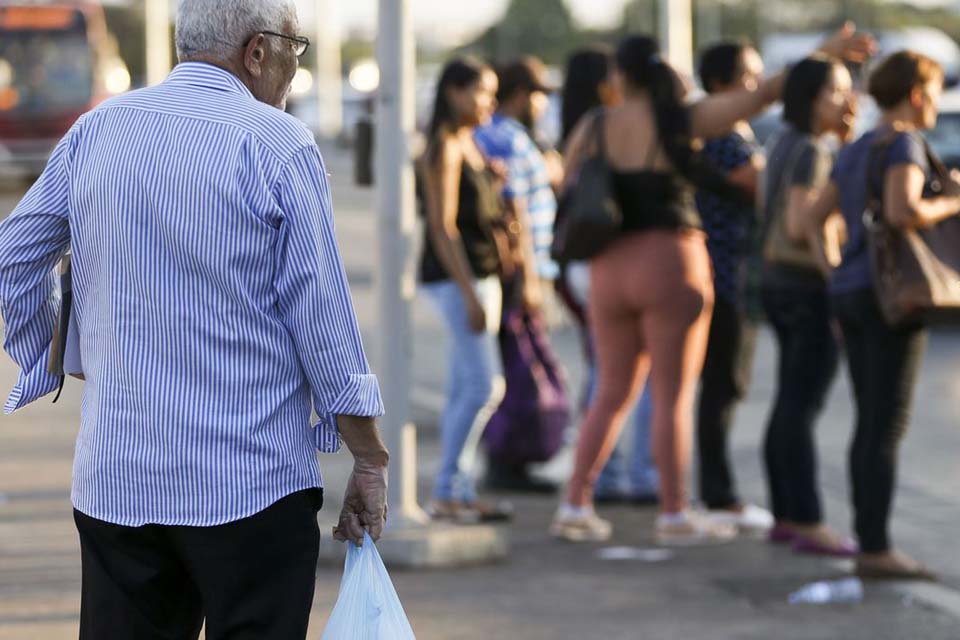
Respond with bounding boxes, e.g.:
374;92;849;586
807;50;950;579
559;46;659;505
419;57;511;522
561;46;619;147
760;56;859;556
550;29;873;544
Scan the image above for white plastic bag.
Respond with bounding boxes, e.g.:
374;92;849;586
321;532;416;639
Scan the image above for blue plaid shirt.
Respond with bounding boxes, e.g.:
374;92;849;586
475;114;559;280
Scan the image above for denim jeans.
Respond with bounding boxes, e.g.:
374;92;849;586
595;380;659;496
566;262;659;497
762;282;839;525
424;277;504;502
833;288;927;553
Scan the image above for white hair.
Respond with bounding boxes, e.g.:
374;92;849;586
175;0;296;61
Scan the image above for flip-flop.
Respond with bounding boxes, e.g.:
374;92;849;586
792;535;859;557
856;561;938;582
464;499;514;523
768;524;797;544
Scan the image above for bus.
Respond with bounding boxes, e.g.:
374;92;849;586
0;2;129;177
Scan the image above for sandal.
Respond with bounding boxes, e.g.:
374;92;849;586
856;552;938;582
464;499;514;523
655;511;737;547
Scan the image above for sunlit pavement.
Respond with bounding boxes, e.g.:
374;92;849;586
1;146;959;639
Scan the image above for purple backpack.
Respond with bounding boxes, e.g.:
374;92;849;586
483;309;571;465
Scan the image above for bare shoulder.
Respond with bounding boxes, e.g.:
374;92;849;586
437;135;463;172
563;109;603;161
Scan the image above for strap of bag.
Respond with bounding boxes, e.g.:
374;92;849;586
591;108;607;166
918;135;952;190
760;131;813;243
865;130;900;218
864;130;947;226
775;132;813;217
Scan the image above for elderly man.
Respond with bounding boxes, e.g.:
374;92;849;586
0;1;388;638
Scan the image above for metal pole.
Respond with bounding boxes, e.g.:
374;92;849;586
695;0;723;52
314;0;343;138
376;0;428;528
145;0;172;86
660;0;694;76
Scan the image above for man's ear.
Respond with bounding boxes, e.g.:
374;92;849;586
243;34;266;78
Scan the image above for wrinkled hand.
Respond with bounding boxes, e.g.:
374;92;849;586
817;21;877;64
333;459;388;545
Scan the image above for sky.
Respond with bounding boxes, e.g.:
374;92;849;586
292;0;959;47
295;0;631;44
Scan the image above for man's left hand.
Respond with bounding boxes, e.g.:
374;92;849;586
333;459;388;545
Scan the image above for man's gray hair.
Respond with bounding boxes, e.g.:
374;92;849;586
175;0;296;60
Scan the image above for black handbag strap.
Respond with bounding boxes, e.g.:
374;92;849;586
590;108;608;166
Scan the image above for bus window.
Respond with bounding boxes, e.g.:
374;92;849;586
0;8;94;115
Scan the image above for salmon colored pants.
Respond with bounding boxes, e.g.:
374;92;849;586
565;230;714;514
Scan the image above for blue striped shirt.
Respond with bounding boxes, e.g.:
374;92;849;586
0;63;384;526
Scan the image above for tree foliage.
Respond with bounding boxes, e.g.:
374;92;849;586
460;0;584;64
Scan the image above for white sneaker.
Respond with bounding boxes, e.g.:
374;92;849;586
550;504;613;542
706;504;774;536
655;510;737;546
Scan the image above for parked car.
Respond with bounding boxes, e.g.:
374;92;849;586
927;91;960;169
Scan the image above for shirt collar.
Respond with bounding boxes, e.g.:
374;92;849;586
165;62;255;99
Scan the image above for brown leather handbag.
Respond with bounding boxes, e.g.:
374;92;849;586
864;132;960;326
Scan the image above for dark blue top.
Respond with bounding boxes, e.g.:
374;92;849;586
830;129;929;294
696;131;759;303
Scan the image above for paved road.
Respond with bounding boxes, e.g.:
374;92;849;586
1;147;959;639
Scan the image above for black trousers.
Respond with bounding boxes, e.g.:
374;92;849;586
762;283;839;525
697;296;758;509
833;288;927;553
74;488;323;640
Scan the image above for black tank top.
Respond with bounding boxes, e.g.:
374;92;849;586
593;108;701;233
611;169;702;232
420;161;502;283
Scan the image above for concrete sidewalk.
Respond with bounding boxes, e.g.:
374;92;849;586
1;143;960;639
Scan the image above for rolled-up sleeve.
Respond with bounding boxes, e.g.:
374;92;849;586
273;145;384;452
0;129;76;414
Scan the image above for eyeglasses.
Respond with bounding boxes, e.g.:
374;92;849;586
248;31;310;57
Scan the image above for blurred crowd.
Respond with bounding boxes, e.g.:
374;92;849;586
416;23;953;582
